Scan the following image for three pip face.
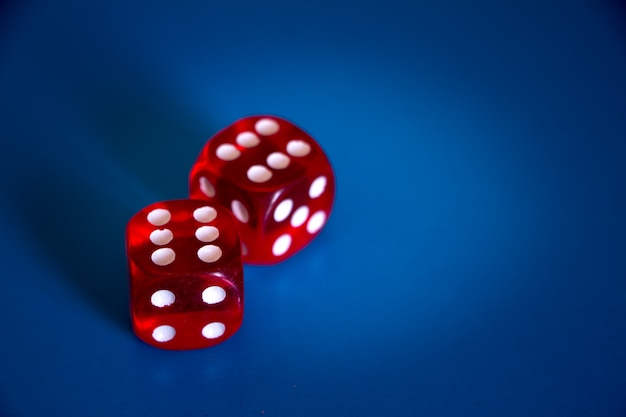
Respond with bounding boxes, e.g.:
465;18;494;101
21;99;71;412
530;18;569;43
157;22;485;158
126;116;335;350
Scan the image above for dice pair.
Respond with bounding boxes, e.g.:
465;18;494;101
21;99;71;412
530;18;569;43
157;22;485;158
126;116;335;350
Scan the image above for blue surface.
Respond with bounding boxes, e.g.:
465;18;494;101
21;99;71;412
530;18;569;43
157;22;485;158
1;0;625;415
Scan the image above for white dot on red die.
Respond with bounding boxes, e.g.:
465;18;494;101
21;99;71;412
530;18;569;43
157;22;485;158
216;144;241;161
236;131;260;148
149;229;173;245
199;176;216;198
266;152;290;169
147;208;171;226
151;248;176;266
152;325;176;342
197;245;222;263
247;165;272;183
286;140;311;157
306;211;327;234
274;199;293;222
202;322;226;339
202;286;226;304
272;234;292;256
309;176;327;199
151;289;175;307
193;206;217;223
291;205;309;228
255;118;280;136
231;200;249;223
195;225;219;242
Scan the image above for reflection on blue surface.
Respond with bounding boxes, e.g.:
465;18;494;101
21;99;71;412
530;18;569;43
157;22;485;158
1;0;625;416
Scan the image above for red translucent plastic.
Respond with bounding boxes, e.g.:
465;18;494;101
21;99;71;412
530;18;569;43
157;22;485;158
126;199;243;350
189;115;335;265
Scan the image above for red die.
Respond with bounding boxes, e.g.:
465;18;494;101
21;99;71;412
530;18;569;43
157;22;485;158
189;116;335;265
126;199;243;350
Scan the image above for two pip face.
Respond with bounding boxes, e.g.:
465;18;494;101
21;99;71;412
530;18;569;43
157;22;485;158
126;116;335;350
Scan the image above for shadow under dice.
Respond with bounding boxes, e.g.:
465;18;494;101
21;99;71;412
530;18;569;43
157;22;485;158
189;115;335;265
126;200;243;350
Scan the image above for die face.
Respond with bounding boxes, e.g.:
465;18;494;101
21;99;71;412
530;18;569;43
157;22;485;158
254;174;334;262
189;115;335;264
126;199;243;350
130;274;242;350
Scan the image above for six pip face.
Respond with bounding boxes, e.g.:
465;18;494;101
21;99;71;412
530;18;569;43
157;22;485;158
127;116;335;350
126;200;244;350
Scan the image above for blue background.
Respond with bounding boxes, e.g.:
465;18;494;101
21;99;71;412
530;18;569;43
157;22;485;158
1;0;625;415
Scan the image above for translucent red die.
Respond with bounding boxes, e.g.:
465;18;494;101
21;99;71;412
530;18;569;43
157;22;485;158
189;116;335;265
126;199;243;350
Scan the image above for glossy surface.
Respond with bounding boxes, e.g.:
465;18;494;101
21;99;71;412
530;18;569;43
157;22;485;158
2;0;626;416
190;116;335;264
126;200;243;350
